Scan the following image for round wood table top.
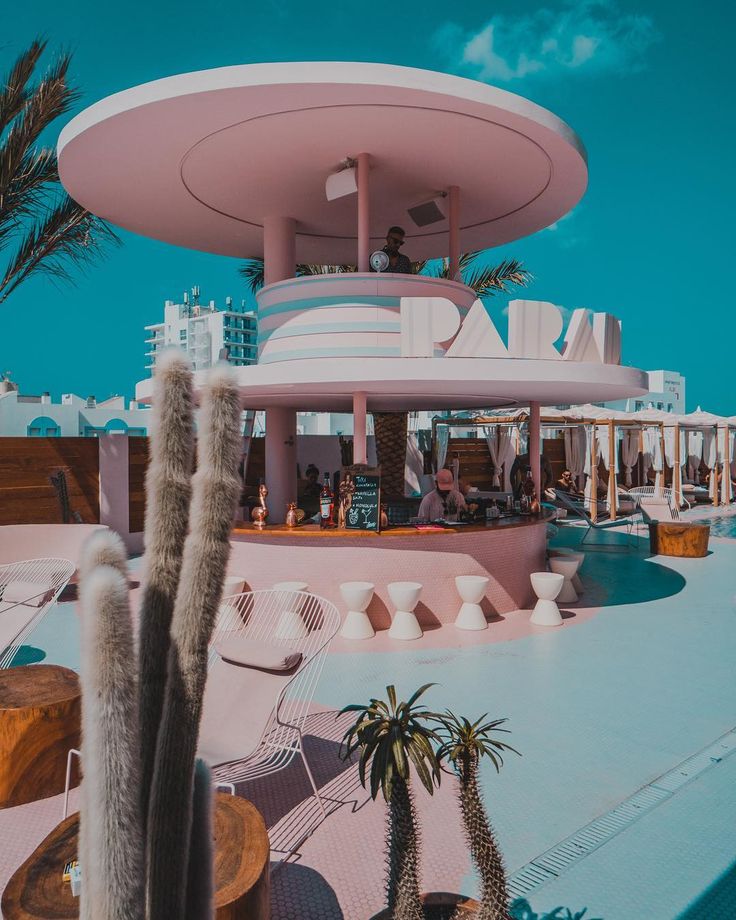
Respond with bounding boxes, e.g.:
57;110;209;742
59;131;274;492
1;793;269;919
0;665;80;710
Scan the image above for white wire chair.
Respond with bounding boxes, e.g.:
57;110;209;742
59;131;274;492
0;557;75;668
628;485;690;513
199;588;341;819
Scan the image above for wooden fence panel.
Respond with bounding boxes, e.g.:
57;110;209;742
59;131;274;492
0;438;100;525
128;438;149;534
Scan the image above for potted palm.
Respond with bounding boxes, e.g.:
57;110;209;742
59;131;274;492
434;712;520;920
341;684;442;920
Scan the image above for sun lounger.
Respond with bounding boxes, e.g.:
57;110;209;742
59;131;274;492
553;489;637;549
0;558;75;668
199;588;340;836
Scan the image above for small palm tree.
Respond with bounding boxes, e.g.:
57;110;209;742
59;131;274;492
341;684;441;920
0;39;118;304
435;712;520;920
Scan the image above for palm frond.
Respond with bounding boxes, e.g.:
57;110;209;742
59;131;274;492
463;257;533;298
239;259;264;295
434;710;521;775
340;683;441;801
0;194;120;303
0;39;46;133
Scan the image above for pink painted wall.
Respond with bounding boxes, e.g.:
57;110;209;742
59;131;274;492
98;436;144;553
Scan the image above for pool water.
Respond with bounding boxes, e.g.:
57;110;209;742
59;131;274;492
691;512;736;539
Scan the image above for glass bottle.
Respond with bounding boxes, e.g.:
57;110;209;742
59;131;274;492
319;472;336;529
522;469;536;513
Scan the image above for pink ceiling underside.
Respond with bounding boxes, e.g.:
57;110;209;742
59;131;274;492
58;66;588;263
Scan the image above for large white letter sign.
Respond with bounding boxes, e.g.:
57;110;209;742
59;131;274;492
400;297;460;357
508;300;563;359
561;308;602;362
445;299;509;358
593;313;622;365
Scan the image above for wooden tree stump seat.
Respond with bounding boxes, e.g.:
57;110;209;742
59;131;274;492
1;792;270;919
648;521;710;558
0;665;81;809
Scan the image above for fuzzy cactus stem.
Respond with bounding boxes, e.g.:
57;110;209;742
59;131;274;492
146;366;242;920
138;349;195;824
79;565;144;920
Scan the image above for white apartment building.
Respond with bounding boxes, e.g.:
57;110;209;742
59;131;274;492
145;288;258;372
0;382;150;437
602;369;686;414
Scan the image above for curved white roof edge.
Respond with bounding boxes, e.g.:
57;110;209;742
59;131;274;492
58;60;586;163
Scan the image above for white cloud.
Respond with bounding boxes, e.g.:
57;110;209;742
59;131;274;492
433;1;660;83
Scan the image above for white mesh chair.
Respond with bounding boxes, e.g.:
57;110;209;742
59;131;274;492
628;486;690;514
199;588;341;820
0;557;75;668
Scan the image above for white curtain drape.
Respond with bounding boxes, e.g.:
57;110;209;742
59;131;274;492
483;426;502;487
564;426;587;490
484;425;516;490
642;427;663;489
436;425;449;473
719;427;733;504
596;425;619;473
703;429;717;499
686;430;703;482
620;429;640;487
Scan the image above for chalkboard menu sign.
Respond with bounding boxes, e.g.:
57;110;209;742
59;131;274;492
342;466;381;532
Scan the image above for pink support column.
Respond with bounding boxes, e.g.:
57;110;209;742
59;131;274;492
353;391;367;465
357;153;370;272
265;407;296;524
448;185;460;281
263;217;296;521
263;216;296;286
529;402;541;500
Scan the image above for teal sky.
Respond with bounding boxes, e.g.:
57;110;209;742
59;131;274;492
2;1;734;412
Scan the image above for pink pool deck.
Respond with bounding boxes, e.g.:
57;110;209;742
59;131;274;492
3;518;736;919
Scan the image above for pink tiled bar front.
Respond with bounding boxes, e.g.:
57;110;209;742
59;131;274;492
228;519;548;630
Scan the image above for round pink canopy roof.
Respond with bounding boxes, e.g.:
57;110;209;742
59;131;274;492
58;62;588;263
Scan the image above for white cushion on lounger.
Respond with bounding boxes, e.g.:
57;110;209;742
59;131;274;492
198;658;293;767
214;636;302;672
1;581;50;606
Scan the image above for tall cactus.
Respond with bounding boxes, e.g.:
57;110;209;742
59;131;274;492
435;712;520;920
78;562;143;920
138;349;194;823
146;364;242;920
78;356;242;920
186;759;215;920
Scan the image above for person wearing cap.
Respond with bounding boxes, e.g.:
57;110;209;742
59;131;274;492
417;468;467;521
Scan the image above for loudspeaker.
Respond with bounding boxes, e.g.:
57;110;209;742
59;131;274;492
407;196;447;227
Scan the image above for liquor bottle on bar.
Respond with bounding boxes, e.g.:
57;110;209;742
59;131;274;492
320;472;336;529
521;468;536;514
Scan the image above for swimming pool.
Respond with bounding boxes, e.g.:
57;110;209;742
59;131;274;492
692;512;736;538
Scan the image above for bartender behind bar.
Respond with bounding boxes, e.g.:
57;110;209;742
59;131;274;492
418;468;467;521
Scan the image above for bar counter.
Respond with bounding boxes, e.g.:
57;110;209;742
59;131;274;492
228;511;553;630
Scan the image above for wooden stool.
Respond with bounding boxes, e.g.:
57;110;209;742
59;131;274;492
648;522;710;558
0;665;81;809
1;792;270;920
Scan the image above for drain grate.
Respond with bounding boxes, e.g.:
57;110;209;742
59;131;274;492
508;728;736;898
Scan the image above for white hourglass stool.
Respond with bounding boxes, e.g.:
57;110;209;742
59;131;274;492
454;575;490;630
273;580;310;639
549;548;585;594
529;572;564;627
339;581;376;640
387;582;423;640
548;557;580;604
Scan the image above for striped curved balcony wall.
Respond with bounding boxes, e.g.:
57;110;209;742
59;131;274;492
256;274;476;364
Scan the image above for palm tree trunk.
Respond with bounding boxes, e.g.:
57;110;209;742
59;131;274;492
457;757;510;920
373;412;408;498
387;776;424;920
